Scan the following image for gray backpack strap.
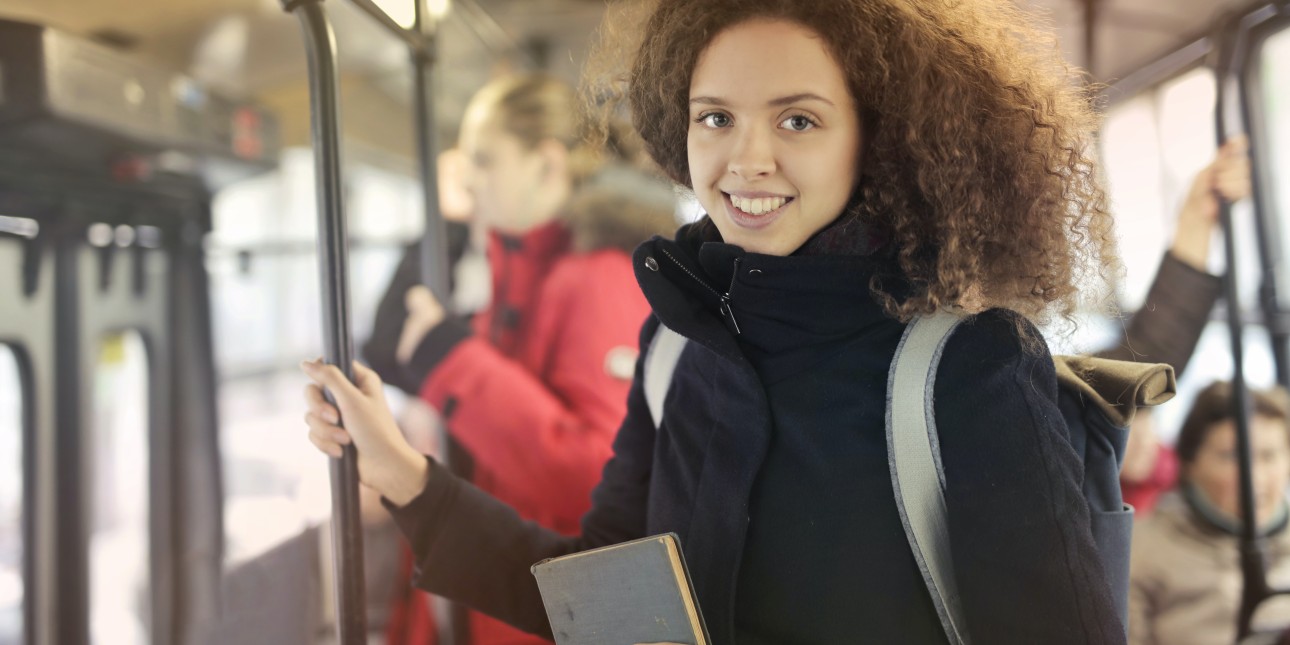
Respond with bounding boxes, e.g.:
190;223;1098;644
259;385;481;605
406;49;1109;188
644;323;688;430
887;312;969;645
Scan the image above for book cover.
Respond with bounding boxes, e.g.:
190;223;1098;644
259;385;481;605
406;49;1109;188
531;533;709;645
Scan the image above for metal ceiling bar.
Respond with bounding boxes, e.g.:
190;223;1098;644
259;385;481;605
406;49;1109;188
347;0;432;55
1102;37;1210;105
1103;0;1281;106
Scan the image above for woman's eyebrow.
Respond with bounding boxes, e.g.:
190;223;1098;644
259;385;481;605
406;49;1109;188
689;96;727;106
687;93;836;108
768;93;834;107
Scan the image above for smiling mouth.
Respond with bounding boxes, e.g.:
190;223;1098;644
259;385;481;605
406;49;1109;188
725;192;795;216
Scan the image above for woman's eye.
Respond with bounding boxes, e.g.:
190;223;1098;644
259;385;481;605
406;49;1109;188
780;115;817;132
698;113;732;128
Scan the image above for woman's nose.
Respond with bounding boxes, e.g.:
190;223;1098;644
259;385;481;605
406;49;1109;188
728;127;776;179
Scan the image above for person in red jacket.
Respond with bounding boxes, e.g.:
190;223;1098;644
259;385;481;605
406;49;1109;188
361;73;676;645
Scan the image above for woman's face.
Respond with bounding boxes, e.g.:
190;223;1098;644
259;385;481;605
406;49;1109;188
459;110;550;234
1187;415;1290;527
687;19;863;256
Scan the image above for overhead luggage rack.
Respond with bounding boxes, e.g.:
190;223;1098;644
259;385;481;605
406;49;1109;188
0;19;279;187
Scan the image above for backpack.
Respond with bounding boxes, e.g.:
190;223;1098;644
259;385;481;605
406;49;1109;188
642;312;1176;644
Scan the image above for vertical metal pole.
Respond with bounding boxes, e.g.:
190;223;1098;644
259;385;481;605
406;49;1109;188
1083;0;1098;78
413;1;453;301
1213;17;1269;640
1236;29;1290;389
410;3;463;643
53;219;88;645
278;1;367;642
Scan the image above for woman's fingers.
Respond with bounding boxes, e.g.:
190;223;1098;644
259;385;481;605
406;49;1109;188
1214;161;1252;203
300;359;362;406
306;412;350;457
303;383;340;424
1221;133;1249;157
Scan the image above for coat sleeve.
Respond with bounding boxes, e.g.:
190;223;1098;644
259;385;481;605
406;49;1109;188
362;242;423;394
412;256;647;524
361;224;472;394
935;311;1126;644
381;316;662;637
1097;251;1221;378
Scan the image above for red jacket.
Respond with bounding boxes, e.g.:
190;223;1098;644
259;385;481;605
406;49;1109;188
386;221;653;645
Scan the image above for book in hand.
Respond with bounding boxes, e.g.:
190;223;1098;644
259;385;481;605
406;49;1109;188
531;533;709;645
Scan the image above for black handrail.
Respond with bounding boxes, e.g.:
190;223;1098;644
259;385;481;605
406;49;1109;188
1211;4;1290;639
409;2;463;643
280;0;465;641
1237;10;1290;390
412;2;453;308
277;1;367;643
1213;14;1266;642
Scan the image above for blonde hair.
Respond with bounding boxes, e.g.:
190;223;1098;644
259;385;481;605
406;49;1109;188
466;74;604;183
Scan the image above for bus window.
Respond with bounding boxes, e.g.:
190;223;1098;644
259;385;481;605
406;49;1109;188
0;345;22;645
89;332;150;645
1103;93;1167;310
1156;69;1218;196
213;150;423;572
1263;28;1290;278
1102;68;1220;311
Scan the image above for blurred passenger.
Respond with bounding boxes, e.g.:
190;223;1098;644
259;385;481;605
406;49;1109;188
1104;135;1252;515
1129;381;1290;645
361;73;676;645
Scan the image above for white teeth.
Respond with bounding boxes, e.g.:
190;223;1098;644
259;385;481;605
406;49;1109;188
730;194;789;215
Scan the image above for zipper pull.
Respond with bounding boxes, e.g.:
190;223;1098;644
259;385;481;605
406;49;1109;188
721;256;742;335
720;296;741;335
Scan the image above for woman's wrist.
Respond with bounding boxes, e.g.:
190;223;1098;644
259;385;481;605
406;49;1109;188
379;445;433;507
1170;210;1212;272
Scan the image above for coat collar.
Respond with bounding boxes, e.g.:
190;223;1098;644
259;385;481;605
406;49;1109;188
489;218;571;261
633;217;899;376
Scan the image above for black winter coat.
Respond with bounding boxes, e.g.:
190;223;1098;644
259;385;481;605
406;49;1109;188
386;222;1125;644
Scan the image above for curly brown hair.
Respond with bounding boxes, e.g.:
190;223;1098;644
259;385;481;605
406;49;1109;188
584;0;1119;326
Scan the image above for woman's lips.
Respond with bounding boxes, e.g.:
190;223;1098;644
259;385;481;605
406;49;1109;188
722;192;794;230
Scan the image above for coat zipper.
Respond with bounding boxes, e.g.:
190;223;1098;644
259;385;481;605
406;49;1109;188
658;248;742;335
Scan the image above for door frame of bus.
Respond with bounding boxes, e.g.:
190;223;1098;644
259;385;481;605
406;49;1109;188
0;226;52;645
276;0;466;642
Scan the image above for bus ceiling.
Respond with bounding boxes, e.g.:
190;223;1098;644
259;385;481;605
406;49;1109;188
0;0;1276;164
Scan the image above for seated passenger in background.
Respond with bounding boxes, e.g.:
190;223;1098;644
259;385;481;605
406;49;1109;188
1129;381;1290;644
1104;136;1252;515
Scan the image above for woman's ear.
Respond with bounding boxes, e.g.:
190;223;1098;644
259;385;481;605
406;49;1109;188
537;138;571;183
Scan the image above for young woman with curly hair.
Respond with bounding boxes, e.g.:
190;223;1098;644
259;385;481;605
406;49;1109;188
303;0;1128;642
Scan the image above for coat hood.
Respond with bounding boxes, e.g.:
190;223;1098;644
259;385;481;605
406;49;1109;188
564;163;680;254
